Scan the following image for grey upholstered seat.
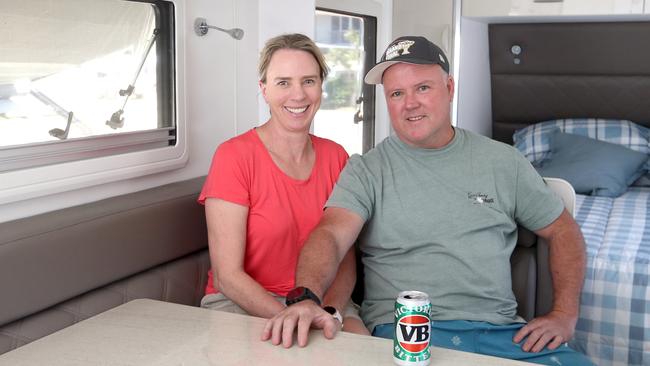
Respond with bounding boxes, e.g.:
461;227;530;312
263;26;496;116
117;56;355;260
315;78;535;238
511;177;576;321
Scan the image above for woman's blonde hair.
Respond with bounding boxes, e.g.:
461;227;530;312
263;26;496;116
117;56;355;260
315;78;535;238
258;33;329;83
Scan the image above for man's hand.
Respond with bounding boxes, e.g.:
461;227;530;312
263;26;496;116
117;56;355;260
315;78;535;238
513;310;577;353
261;300;340;348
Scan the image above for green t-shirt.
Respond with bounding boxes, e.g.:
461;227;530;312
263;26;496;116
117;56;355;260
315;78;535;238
326;128;564;332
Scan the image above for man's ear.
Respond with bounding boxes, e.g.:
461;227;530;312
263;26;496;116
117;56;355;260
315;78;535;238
446;76;455;102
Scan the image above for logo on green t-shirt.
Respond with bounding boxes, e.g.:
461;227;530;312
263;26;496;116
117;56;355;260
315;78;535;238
468;192;494;204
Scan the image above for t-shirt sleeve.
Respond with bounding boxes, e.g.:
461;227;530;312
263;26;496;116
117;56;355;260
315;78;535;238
512;150;564;231
197;141;251;207
337;145;349;169
315;137;349;181
325;154;373;222
332;143;350;180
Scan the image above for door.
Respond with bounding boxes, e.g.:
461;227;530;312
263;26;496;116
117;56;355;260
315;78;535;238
313;9;376;155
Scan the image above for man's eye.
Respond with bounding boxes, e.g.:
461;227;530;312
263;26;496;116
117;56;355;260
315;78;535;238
304;79;315;85
418;85;430;92
391;91;402;98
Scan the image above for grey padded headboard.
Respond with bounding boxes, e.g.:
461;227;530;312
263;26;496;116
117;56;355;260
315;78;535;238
489;21;650;144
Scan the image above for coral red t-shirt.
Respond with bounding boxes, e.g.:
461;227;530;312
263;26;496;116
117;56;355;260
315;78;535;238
198;129;348;296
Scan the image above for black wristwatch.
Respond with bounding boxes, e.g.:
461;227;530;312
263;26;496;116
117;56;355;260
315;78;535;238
285;286;321;306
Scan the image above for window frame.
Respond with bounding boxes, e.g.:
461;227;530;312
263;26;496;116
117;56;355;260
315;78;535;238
0;0;186;205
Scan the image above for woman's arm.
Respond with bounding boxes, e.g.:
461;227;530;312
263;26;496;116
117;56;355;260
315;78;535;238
205;198;285;318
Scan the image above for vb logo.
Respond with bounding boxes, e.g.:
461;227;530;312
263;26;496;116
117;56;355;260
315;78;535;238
396;315;430;353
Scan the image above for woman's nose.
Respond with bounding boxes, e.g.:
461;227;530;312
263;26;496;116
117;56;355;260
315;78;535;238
290;84;307;100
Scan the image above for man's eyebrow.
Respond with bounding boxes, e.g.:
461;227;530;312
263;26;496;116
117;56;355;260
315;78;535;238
416;79;436;85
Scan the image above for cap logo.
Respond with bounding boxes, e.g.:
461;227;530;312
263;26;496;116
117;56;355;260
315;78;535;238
439;54;446;63
385;40;415;61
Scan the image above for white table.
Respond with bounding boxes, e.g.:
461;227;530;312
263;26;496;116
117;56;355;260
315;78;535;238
0;299;535;365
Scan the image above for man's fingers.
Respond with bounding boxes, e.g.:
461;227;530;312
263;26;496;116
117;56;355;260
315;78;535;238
271;317;286;346
512;322;535;344
546;335;564;351
261;302;340;348
261;319;273;341
530;332;553;353
322;317;338;339
296;315;313;347
281;316;298;348
514;313;575;353
521;328;543;352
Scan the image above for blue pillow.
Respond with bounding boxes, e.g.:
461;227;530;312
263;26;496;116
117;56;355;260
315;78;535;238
535;130;648;197
513;118;650;170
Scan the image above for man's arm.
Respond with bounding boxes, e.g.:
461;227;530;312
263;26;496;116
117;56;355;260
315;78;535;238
513;209;586;352
321;245;370;335
322;247;356;311
261;207;365;348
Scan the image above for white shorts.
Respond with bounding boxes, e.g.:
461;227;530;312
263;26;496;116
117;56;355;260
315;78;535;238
200;292;361;320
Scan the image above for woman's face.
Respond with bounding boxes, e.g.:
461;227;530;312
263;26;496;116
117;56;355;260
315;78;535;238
259;49;322;134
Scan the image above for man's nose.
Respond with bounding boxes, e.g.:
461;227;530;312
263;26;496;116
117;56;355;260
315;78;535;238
404;92;419;109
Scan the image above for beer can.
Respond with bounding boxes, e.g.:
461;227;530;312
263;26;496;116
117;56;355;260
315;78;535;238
393;290;432;366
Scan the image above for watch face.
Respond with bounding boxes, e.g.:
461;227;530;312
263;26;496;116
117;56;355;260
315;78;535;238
287;286;306;301
322;306;343;326
285;286;321;306
323;306;336;315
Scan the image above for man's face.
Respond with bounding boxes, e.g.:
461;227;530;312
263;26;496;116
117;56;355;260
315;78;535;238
382;63;455;149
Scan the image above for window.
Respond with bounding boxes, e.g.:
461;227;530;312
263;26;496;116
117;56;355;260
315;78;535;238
0;0;184;204
0;0;176;172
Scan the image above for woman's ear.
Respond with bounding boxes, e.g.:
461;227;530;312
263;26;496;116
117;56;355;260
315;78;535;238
259;80;268;102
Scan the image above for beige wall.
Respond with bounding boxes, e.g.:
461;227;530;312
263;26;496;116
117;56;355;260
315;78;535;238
392;0;453;56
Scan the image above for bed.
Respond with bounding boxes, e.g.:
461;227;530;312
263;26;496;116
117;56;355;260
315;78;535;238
573;187;649;365
510;118;650;366
488;22;650;366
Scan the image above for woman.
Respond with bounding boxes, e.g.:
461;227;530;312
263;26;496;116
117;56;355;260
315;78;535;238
198;33;367;334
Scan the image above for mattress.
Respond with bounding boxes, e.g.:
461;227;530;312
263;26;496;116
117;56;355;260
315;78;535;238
570;187;650;366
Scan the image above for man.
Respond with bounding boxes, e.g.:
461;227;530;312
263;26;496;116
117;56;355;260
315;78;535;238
262;36;593;365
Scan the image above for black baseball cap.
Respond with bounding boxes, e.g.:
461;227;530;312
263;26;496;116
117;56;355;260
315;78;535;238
364;36;450;85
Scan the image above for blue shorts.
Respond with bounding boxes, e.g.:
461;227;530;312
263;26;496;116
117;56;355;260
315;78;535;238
373;320;595;365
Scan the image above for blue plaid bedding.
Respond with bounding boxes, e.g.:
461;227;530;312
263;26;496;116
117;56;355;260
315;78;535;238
570;188;650;366
513;118;650;165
